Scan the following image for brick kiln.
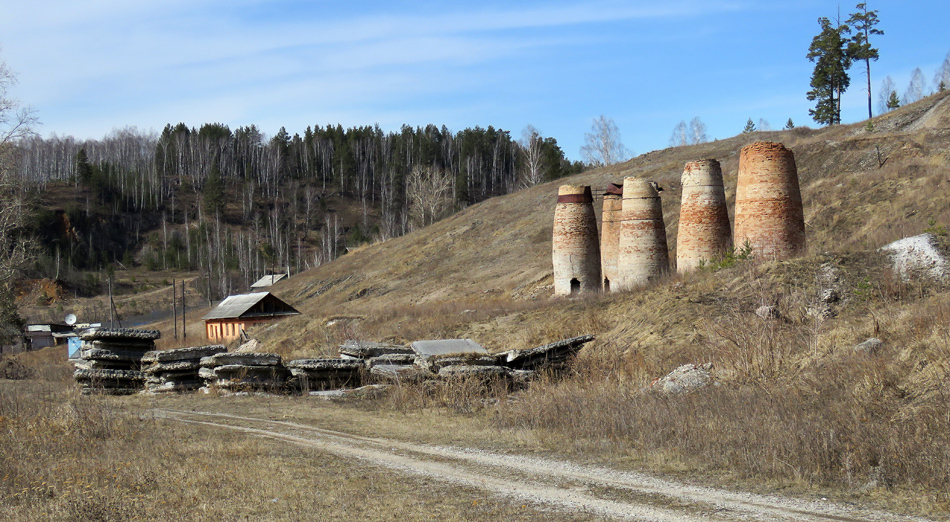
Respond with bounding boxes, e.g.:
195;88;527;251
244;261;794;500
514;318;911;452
600;183;623;292
734;142;805;260
677;159;732;272
552;185;602;295
618;177;669;288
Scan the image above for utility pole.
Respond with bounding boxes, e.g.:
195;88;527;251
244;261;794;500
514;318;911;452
172;279;178;340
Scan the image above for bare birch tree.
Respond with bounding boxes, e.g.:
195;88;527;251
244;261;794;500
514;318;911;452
519;125;544;188
407;165;452;229
580;115;630;167
1;56;37;343
935;51;950;92
903;67;928;105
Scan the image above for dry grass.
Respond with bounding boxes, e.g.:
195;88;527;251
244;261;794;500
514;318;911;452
0;351;588;521
7;91;950;518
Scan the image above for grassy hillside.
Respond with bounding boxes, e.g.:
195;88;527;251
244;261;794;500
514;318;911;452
8;90;950;516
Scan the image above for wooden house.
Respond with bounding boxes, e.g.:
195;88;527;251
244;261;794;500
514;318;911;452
202;292;300;342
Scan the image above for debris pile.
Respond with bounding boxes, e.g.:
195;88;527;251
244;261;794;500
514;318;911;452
501;335;594;373
142;345;226;394
199;352;289;392
71;328;160;395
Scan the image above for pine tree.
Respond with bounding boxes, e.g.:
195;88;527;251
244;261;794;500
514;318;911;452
807;17;852;126
846;3;883;120
742;118;756;133
784;118;795;130
886;90;900;110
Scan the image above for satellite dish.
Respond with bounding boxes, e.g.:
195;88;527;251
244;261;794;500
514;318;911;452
65;313;77;326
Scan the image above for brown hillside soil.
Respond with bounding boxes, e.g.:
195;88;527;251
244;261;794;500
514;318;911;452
11;90;950;518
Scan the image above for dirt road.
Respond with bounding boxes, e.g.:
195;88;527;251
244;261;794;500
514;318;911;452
154;409;930;522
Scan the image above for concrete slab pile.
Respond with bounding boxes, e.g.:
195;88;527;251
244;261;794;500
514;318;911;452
198;352;289;391
734;141;805;260
553;185;602;295
618;178;669;288
339;340;414;359
72;328;160;395
502;335;595;372
285;358;364;391
141;345;226;393
677;160;732;272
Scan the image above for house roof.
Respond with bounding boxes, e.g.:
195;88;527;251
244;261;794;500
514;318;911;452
202;292;300;320
250;274;287;288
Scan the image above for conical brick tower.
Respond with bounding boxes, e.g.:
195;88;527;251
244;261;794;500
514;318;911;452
734;142;805;260
618;178;669;289
600;183;623;292
552;185;601;295
677;159;732;272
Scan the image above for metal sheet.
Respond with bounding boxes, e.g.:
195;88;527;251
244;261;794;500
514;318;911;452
202;292;299;320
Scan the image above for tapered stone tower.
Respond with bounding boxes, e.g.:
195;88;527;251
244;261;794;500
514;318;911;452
734;142;805;260
618;178;669;289
600;183;623;292
552;185;601;295
677;159;732;272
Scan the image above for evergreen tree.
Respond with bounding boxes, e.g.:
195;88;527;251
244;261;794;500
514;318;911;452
886;90;900;110
742;118;756;133
846;3;883;120
807;17;852;126
784;118;795;130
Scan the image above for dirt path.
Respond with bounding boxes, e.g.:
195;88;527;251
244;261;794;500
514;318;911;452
153;409;931;522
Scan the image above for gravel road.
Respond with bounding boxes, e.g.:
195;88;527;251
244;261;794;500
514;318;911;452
154;409;932;521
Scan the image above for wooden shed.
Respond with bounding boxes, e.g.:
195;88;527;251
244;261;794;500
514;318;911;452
202;292;300;342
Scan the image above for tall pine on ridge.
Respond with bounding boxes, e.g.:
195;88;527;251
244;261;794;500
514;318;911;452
807;17;852;126
847;3;883;120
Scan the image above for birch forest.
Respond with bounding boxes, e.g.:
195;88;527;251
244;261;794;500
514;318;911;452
13;122;579;302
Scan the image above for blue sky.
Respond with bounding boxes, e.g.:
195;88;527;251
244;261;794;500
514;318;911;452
2;0;948;160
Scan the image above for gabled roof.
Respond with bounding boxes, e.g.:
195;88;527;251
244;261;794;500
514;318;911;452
202;292;300;321
250;274;287;288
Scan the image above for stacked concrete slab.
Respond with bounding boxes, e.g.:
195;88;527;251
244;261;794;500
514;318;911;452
72;328;160;395
285;359;364;391
198;352;289;392
501;335;595;373
142;345;226;393
339;340;414;359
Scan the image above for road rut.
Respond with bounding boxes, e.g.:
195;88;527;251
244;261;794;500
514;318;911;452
153;409;931;522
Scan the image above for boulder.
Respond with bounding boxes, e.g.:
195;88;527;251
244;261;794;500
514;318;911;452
853;338;884;354
755;305;781;320
651;363;714;394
